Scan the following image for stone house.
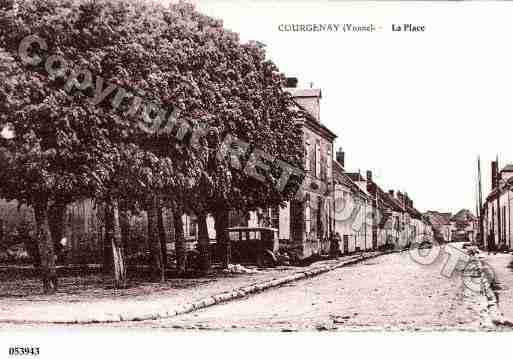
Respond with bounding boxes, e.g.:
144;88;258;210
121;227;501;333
450;209;478;243
482;162;513;250
191;81;337;259
425;211;453;243
332;150;372;253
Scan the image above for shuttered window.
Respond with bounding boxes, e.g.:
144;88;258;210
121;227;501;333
315;141;321;178
271;206;280;237
305;140;310;171
305;196;311;234
327;147;332;181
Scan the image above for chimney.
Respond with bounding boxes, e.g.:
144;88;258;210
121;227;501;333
336;148;345;168
388;190;394;197
492;161;498;190
366;170;373;182
286;77;298;88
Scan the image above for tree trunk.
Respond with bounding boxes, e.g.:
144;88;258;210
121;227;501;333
103;202;113;275
197;213;210;274
105;199;127;289
48;201;66;261
214;209;230;268
157;202;167;268
173;209;186;276
119;208;131;255
34;200;57;294
147;196;165;282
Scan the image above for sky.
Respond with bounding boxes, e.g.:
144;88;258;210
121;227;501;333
4;0;512;215
187;0;513;214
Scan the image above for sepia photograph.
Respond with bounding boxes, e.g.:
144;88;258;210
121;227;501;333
1;0;513;357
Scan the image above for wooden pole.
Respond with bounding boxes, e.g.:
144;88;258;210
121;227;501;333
478;156;484;246
497;155;502;246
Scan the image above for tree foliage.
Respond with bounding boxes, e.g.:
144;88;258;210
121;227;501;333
0;0;306;288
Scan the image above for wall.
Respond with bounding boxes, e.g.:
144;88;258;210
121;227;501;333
333;184;372;253
484;189;513;249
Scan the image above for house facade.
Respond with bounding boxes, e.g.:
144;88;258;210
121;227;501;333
482;161;513;250
201;82;337;259
332;149;430;254
450;209;478;243
289;86;337;257
332;151;372;253
425;211;453;243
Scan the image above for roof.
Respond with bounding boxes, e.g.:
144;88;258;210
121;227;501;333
485;176;513;202
425;211;452;226
285;88;322;98
406;205;423;220
385;193;405;213
302;115;337;140
286;87;337;140
345;172;365;182
501;164;513;173
451;209;476;222
332;160;370;199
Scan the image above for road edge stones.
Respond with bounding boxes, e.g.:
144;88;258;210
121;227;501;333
5;251;386;325
477;260;513;328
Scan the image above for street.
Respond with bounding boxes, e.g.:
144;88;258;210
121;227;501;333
99;250;487;331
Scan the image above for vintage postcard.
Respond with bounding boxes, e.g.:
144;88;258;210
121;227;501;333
1;0;512;357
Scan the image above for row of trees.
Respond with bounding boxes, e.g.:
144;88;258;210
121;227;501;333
0;0;305;293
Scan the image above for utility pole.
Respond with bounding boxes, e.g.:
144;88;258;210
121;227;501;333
497;154;502;246
508;185;511;248
478;156;484;246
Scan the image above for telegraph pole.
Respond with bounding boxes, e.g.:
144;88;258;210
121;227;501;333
478;156;484;246
497;155;502;246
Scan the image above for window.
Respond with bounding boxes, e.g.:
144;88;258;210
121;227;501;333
305;139;310;171
503;207;507;242
315;140;321;178
327;147;332;181
189;216;198;238
305;195;311;234
271;206;280;236
320;143;326;181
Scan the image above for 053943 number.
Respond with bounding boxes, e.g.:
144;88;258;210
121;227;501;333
8;347;40;356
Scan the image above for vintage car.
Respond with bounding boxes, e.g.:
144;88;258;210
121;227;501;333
225;227;279;267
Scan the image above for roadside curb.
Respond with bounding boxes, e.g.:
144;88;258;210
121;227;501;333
477;260;513;328
128;251;384;324
6;251;386;325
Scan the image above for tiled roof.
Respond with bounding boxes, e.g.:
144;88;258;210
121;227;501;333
333;161;369;199
345;172;365;182
485;176;513;202
451;209;476;222
501;164;513;173
386;194;405;213
425;211;452;226
285;88;322;98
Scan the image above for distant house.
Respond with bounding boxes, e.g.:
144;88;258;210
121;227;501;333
384;190;407;245
333;149;429;253
387;191;431;246
425;211;453;243
451;209;478;243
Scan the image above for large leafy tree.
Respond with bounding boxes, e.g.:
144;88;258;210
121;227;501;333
1;0;305;291
0;47;116;292
155;4;306;270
